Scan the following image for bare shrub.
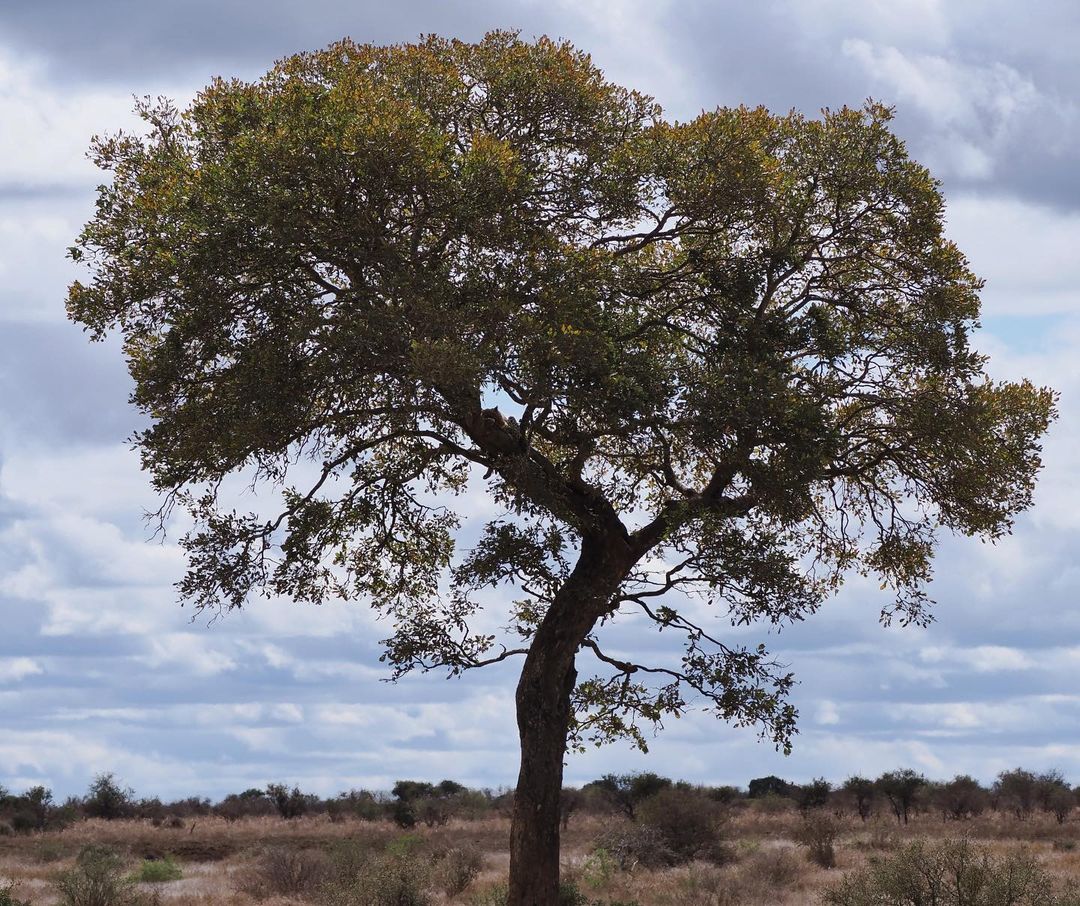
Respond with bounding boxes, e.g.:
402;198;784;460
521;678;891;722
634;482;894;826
0;880;30;906
438;846;484;897
823;838;1068;905
320;852;431;906
867;822;895;851
750;793;795;815
560;788;584;829
234;847;328;900
637;787;732;864
715;849;805;906
794;812;839;868
592;823;676;870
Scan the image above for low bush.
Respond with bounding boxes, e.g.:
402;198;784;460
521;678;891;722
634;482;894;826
55;846;141;906
168;839;236;862
579;847;616;889
637;787;732;865
717;848;806;905
0;880;29;906
234;847;328;900
320;852;431;906
438;846;484;897
32;839;67;863
742;847;803;889
468;882;509;906
592;823;676;870
794;812;840;868
823;838;1076;906
133;857;182;883
464;880;590;906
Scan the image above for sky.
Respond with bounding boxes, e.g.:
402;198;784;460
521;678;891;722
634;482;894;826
1;0;1080;801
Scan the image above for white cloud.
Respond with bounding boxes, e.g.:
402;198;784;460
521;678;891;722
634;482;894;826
816;700;841;726
141;633;238;677
946;196;1080;317
0;46;191;191
0;657;42;682
921;645;1033;672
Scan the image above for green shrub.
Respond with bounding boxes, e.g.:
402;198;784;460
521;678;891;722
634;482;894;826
580;847;615;889
392;799;418;829
557;880;590;906
468;883;508;906
386;833;425;857
824;838;1072;906
133;858;182;883
55;845;141;906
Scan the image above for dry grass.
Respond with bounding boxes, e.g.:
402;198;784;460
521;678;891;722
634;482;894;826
0;809;1077;904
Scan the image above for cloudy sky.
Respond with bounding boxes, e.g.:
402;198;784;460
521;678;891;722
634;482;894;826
2;0;1080;801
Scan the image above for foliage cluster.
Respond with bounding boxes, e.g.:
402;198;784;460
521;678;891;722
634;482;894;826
824;838;1080;906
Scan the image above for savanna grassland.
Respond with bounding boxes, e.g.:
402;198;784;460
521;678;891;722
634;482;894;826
4;776;1080;906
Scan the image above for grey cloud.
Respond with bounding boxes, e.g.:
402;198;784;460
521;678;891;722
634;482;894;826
0;0;550;85
6;1;1077;209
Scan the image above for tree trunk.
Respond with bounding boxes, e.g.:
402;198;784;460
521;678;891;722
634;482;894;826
506;533;633;906
506;643;578;906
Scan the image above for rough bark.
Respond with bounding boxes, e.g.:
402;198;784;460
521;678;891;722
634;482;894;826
506;533;634;906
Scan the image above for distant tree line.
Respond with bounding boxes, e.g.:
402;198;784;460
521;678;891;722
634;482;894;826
1;766;1077;835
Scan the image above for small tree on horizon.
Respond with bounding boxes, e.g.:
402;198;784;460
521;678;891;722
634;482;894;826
877;769;927;825
83;773;133;821
68;31;1055;905
841;776;876;821
586;772;673;821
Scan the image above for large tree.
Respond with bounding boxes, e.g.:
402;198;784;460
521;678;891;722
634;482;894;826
68;32;1054;905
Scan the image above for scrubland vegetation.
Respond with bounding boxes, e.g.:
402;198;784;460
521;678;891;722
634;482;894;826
1;768;1080;904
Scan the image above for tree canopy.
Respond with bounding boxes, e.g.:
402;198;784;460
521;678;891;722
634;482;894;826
68;30;1055;904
